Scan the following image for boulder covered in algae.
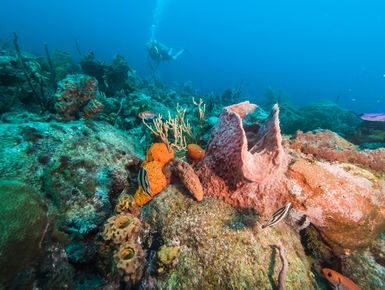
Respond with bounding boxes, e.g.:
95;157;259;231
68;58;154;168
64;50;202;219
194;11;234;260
142;185;318;289
0;118;140;287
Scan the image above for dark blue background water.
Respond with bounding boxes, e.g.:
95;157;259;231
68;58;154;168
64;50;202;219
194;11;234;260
1;0;384;113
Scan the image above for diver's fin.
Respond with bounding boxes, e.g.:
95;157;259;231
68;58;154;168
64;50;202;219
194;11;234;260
173;48;185;60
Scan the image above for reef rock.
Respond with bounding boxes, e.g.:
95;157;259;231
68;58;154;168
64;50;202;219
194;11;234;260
197;101;385;254
287;158;385;253
142;185;317;289
197;101;289;215
291;130;385;172
0;180;48;282
340;238;385;289
287;131;385;253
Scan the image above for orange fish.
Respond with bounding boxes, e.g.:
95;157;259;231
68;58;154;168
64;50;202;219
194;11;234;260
138;111;157;120
322;268;360;290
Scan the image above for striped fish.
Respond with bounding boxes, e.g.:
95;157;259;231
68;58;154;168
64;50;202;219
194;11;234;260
137;167;152;197
262;203;292;229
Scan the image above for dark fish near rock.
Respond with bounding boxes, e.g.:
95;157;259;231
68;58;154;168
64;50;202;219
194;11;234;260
262;203;292;229
138;167;151;197
359;112;385;122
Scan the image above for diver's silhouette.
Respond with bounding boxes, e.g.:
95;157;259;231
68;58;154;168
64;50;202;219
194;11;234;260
146;39;185;68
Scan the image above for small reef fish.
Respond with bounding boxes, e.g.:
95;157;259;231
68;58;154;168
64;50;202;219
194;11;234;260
262;202;292;229
138;111;157;120
137;167;152;197
359;112;385;122
322;268;361;290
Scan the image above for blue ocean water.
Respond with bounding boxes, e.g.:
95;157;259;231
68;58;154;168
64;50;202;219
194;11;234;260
1;0;384;113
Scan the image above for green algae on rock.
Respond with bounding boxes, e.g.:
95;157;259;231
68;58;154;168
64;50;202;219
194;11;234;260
0;180;48;282
143;185;318;289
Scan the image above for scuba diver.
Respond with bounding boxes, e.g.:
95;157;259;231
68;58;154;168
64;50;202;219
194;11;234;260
146;39;185;68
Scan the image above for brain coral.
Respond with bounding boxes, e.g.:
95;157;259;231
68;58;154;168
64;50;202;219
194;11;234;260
103;213;141;245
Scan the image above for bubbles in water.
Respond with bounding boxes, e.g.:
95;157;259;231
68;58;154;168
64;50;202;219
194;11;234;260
151;0;172;40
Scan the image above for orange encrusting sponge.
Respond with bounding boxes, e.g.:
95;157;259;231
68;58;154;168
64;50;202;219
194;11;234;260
144;143;174;165
186;144;205;165
134;159;168;206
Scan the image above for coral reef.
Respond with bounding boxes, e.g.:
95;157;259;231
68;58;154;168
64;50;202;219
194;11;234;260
340;242;385;289
142;185;317;288
1;41;384;289
0;119;138;286
347;120;385;145
291;130;385;172
287;157;385;252
0;180;48;282
261;90;362;137
298;100;361;136
51;49;80;81
197;101;385;257
115;193;140;217
197;101;289;216
37;245;75;289
0;43;55;115
80;52;134;97
64;188;111;235
157;245;179;274
55;74;103;121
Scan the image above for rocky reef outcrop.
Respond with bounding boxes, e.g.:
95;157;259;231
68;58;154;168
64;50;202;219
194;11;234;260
142;185;317;289
197;101;385;256
0;119;140;287
0;180;48;282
